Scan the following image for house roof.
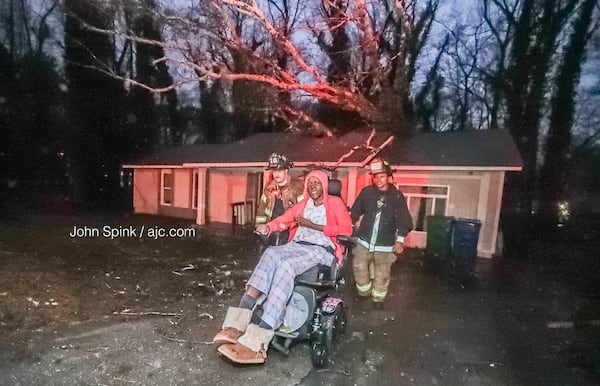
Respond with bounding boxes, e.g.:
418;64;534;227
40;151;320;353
126;131;391;167
124;129;522;171
380;129;523;170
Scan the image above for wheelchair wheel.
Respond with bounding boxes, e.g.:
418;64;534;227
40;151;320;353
310;304;347;368
334;304;347;337
328;304;347;347
311;342;328;368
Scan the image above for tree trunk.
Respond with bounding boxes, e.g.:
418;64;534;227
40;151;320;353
539;0;597;221
64;0;126;209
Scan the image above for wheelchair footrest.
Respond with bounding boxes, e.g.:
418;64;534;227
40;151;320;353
274;329;300;339
271;334;296;356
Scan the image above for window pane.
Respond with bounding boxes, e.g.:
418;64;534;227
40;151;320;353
408;198;422;222
434;198;447;215
398;185;421;194
398;185;448;196
398;184;449;231
163;172;173;187
162;171;173;205
163;188;173;205
426;186;448;195
409;197;433;231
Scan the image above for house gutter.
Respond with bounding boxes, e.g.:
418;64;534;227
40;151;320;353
121;164;187;169
183;162;368;168
392;165;523;172
122;163;522;172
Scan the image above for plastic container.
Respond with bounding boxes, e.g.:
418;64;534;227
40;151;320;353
451;218;481;272
426;215;455;259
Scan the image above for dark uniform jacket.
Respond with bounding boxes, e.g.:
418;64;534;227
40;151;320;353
351;184;413;248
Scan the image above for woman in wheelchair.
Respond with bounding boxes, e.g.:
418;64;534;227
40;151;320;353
214;170;352;364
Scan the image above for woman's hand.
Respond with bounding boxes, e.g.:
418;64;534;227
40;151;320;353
255;224;270;236
295;216;324;232
295;216;311;228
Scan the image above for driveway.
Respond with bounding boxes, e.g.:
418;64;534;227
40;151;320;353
0;214;598;385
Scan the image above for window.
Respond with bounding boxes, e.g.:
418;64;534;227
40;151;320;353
161;169;173;206
395;184;449;231
191;169;199;209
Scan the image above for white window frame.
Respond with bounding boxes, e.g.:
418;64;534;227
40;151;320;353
191;169;199;209
161;169;174;206
395;183;450;232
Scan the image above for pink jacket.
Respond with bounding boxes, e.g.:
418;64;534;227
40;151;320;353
267;170;353;262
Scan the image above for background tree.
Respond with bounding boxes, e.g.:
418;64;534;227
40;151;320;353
91;0;439;136
125;0;181;149
314;0;356;130
438;17;491;131
64;0;128;209
538;0;599;221
413;0;599;224
229;0;303;138
315;0;439;134
0;0;64;210
475;0;592;219
62;0;179;208
413;34;447;133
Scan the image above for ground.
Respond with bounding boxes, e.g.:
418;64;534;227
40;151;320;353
0;213;599;385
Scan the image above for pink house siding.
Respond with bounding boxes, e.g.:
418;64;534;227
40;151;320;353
132;169;160;215
207;170;251;223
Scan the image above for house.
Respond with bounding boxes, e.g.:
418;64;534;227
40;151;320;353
122;129;522;258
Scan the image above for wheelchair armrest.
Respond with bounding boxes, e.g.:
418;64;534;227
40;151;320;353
294;278;336;290
295;265;336;289
294;261;342;290
336;235;356;249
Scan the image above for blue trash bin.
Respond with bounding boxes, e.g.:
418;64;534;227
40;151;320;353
452;218;481;273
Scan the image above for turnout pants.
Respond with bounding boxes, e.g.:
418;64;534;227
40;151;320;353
352;244;397;302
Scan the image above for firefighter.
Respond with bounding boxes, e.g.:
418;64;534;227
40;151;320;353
255;153;304;245
351;158;413;309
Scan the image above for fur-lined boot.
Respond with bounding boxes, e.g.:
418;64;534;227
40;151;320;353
217;324;274;364
213;307;252;345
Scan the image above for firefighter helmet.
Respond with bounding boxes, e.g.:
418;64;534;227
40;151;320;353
266;153;294;170
369;158;392;176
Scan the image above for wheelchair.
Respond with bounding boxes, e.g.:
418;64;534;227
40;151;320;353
254;179;355;368
271;234;354;367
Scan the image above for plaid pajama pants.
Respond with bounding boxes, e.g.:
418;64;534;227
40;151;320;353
246;241;334;329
